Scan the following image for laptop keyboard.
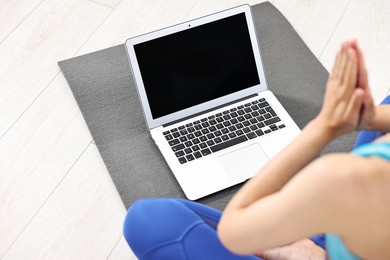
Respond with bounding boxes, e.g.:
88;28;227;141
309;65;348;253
162;98;285;164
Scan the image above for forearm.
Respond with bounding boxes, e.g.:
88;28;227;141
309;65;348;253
225;119;333;210
365;105;390;132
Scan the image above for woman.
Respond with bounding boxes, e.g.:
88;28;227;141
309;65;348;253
124;41;390;259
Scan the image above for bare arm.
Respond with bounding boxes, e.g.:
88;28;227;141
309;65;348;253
218;42;366;254
366;105;390;132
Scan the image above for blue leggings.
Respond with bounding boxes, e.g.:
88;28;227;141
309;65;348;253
124;96;390;260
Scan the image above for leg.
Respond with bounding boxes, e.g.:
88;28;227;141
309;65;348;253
124;198;260;260
354;94;390;148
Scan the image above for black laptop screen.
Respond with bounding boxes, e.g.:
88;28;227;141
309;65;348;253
134;13;260;119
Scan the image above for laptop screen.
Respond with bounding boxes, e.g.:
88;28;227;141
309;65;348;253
134;13;260;119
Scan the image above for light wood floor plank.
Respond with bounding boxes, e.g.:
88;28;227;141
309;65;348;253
0;73;93;257
273;0;352;58
107;236;136;260
0;0;112;138
2;144;127;260
0;0;44;43
320;0;390;103
76;0;199;56
88;0;122;9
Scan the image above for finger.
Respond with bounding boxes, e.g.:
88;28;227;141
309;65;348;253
342;48;358;97
330;50;342;81
344;88;364;124
333;43;348;81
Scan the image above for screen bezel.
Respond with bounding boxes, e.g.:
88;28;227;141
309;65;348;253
125;5;268;129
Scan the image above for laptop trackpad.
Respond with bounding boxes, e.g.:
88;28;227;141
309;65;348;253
218;143;269;182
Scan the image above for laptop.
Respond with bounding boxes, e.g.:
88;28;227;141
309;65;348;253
125;5;301;200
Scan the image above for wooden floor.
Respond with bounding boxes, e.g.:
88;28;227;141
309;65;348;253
1;0;390;259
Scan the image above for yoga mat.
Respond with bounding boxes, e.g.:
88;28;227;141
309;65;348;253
58;2;357;211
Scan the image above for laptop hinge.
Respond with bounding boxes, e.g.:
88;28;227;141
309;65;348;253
162;93;259;128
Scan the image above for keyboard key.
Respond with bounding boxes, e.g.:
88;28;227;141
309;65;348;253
165;134;173;141
188;127;195;133
270;124;278;131
250;118;257;124
194;131;202;137
178;157;187;164
237;105;244;109
265;129;272;134
230;112;238;118
251;100;259;104
208;115;215;119
251;105;259;110
201;129;210;134
185;141;193;147
214;137;222;143
169;139;180;146
186;154;195;161
199;136;207;142
255;129;264;136
199;143;207;149
216;117;224;123
237;116;245;122
172;143;185;151
179;125;185;130
243;120;250;126
201;148;212;156
221;128;229;134
258;101;269;108
259;98;265;102
184;148;192;154
192;145;200;151
279;124;286;129
230;108;237;112
214;130;222;136
231;118;238;124
186;123;193;127
228;126;236;132
187;133;195;139
237;110;245;115
246;132;257;139
264;117;281;126
223;115;231;120
209;119;217;125
244;107;252;113
194;120;200;124
222;110;230;114
180;129;188;135
194;124;202;130
179;136;188;142
257;116;265;121
244;103;251;107
175;151;185;157
172;132;180;138
221;135;229;141
170;128;178;132
259;109;266;114
216;113;222;117
163;131;170;135
236;129;244;136
257;122;265;128
192;138;200;144
207;140;215;146
264;113;272;119
235;123;243;129
201;118;208;122
202;122;210;128
244;114;252;119
228;132;237;138
194;151;202;159
207;133;215;139
210;135;248;153
251;111;259;117
209;126;217;132
216;123;224;129
250;125;258;131
223;121;231;127
243;127;250;133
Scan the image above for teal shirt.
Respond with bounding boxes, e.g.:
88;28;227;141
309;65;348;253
326;141;390;260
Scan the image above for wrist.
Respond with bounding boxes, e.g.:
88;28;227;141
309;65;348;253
304;118;337;144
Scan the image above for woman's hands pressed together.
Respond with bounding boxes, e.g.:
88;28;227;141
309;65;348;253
314;41;374;139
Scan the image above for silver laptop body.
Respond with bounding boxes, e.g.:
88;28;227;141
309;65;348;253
125;5;301;200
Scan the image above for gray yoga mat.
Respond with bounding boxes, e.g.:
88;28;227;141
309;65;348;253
58;2;357;211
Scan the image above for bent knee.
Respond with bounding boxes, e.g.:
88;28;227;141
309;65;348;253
123;198;201;257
